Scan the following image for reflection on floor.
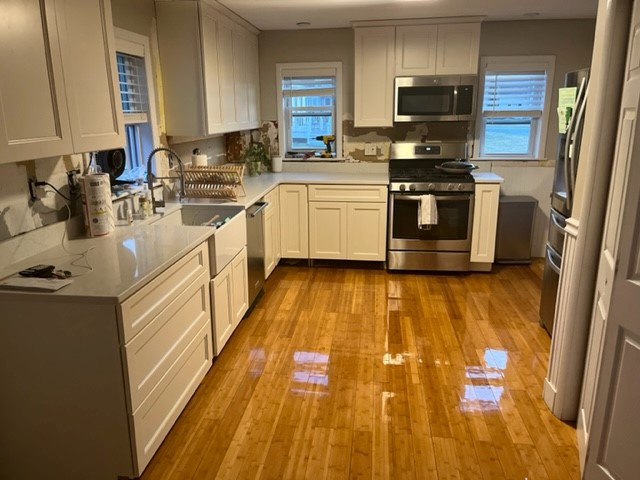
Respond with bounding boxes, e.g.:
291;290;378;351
141;260;580;479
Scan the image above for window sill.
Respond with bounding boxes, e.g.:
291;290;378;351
472;157;550;162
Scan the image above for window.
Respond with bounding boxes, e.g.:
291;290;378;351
114;28;159;179
277;63;342;159
475;56;555;159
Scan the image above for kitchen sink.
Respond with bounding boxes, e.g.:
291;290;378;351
152;204;247;276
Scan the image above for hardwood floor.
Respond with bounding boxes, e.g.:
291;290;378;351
141;261;580;479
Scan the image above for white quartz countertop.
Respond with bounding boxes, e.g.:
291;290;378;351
0;223;215;304
472;172;504;184
179;171;390;208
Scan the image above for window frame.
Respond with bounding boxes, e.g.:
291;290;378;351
113;28;159;176
276;62;343;160
474;55;555;161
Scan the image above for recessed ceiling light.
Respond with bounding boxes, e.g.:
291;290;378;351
296;21;311;26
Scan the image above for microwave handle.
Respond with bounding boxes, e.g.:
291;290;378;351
452;85;460;119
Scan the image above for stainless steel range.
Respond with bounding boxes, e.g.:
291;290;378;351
387;142;475;271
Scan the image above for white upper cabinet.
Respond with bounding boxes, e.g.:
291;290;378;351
0;0;124;164
55;0;124;153
354;27;396;127
395;23;481;76
435;23;481;75
395;25;438;76
156;1;260;137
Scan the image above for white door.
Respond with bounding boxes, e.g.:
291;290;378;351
584;8;640;477
578;0;640;467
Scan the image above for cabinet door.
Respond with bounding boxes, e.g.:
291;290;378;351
279;184;309;259
201;5;224;134
347;202;387;261
247;33;261;129
436;23;481;75
264;192;282;279
55;0;124;153
309;202;348;259
471;183;500;263
354;27;395;127
211;264;233;355
233;28;250;128
0;0;72;163
218;16;237;128
231;247;249;326
395;25;437;76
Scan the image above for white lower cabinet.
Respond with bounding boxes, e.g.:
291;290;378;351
263;188;281;278
211;246;249;355
470;183;500;266
309;201;348;259
347;202;388;260
279;184;309;259
0;242;213;479
308;185;387;261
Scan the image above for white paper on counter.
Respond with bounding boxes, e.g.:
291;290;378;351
0;276;73;292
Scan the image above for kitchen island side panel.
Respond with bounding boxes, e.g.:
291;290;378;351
0;298;134;480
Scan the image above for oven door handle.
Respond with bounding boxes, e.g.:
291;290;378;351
394;194;472;202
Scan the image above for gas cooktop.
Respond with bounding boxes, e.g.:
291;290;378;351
388;142;475;193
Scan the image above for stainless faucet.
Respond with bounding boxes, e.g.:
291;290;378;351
146;147;186;213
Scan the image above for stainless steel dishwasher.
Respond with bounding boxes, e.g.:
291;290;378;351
246;201;268;309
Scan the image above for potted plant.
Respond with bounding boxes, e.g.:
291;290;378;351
243;142;270;176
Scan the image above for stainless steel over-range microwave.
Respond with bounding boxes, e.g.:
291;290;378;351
394;76;477;122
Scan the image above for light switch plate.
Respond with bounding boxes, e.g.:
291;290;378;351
364;143;376;156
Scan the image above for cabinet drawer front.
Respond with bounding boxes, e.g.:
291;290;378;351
124;271;210;411
119;244;209;343
308;185;387;202
131;323;213;475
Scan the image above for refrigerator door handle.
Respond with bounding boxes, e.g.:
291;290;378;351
570;84;589;202
564;77;587;212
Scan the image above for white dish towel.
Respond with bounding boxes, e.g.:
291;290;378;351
418;194;438;228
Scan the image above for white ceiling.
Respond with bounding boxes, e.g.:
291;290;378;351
216;0;598;31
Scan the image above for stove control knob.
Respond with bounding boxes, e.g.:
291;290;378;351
409;184;416;192
428;183;435;191
447;183;454;191
399;184;406;191
457;184;465;191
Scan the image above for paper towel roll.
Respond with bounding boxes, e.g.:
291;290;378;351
192;154;208;167
272;156;283;172
81;173;115;237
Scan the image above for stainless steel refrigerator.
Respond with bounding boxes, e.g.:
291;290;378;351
539;68;590;335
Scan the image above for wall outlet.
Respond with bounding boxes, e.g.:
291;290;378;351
364;143;377;156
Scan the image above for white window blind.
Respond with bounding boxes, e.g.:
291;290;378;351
116;52;149;123
482;71;547;117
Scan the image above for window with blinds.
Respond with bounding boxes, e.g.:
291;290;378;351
476;56;555;159
116;52;149;124
282;76;336;152
277;63;343;159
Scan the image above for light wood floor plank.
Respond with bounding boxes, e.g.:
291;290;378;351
140;261;579;480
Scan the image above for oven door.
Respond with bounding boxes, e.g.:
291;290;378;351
388;193;474;252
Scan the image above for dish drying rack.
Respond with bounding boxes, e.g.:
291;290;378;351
182;164;245;200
